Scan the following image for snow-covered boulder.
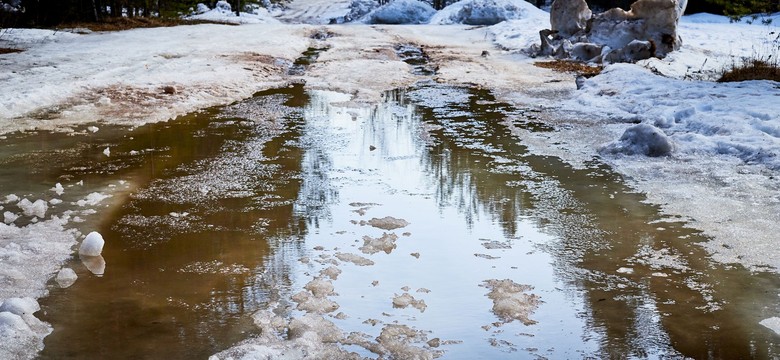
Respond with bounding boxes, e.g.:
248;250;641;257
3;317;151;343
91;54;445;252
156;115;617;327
429;0;541;25
362;0;436;24
550;0;591;37
78;231;105;256
599;124;674;157
536;0;688;62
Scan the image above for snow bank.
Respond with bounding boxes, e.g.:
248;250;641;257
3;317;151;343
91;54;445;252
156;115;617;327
429;0;543;25
186;1;281;24
360;0;436;24
0;297;51;360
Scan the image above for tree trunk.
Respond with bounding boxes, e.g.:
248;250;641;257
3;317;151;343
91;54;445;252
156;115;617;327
235;0;240;16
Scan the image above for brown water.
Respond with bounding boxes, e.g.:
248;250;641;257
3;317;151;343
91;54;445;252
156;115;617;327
4;83;778;358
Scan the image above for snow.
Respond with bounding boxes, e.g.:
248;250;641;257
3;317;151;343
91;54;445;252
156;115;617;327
78;231;105;256
17;199;47;219
360;0;436;24
185;1;281;24
429;0;545;25
74;192;112;207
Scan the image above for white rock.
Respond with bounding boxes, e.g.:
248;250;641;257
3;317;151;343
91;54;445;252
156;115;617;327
79;231;105;256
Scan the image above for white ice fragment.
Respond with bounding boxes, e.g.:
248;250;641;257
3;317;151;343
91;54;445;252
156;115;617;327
392;293;427;312
334;252;374;266
55;268;78;288
4;194;19;204
481;279;541;326
18;198;48;218
3;211;19;224
49;199;63;205
87;125;100;132
359;233;398;254
103;147;111;157
79;231;105;256
760;317;780;335
75;192;111;207
617;267;634;274
50;183;64;195
366;216;410;230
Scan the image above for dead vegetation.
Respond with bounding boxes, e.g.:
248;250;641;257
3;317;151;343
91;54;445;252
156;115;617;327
56;17;236;32
718;59;780;83
0;48;23;55
534;60;603;77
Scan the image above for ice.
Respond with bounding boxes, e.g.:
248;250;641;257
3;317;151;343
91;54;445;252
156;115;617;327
0;298;52;359
54;268;77;288
3;195;19;204
87;126;99;133
78;231;105;256
360;0;436;24
50;183;64;196
103;147;110;157
430;0;542;25
74;192;112;207
3;212;18;224
599;124;674;157
304;277;336;298
18;199;48;219
366;216;410;230
320;266;342;280
335;252;375;266
481;279;541;326
760;317;780;335
392;293;427;312
359;233;398;254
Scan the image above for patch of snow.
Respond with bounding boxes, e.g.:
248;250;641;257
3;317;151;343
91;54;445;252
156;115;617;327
50;183;64;196
599;123;674;157
481;279;541;326
430;0;543;25
360;0;436;24
335;252;375;266
367;216;410;230
185;1;281;24
359;233;398;254
392;292;427;312
3;212;18;224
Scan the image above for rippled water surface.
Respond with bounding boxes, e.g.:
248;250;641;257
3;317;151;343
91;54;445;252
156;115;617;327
5;83;778;358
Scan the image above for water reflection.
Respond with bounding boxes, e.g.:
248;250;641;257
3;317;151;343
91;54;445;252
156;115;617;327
26;81;780;359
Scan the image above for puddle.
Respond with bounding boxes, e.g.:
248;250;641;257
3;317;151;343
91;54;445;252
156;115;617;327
395;44;437;76
288;47;329;76
2;82;778;359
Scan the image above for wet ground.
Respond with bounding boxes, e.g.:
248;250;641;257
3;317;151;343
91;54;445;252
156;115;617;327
2;80;779;359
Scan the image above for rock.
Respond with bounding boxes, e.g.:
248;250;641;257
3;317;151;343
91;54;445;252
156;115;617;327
162;85;177;95
550;0;591;37
599;124;674;157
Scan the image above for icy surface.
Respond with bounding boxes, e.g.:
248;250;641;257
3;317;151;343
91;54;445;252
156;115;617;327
760;317;780;335
54;268;77;288
185;1;281;24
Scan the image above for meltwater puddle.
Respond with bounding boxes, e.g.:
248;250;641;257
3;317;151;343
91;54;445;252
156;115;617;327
5;82;779;359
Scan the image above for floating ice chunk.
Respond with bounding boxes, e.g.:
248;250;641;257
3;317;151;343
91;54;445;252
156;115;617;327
360;233;398;254
50;183;64;195
87;125;100;132
367;216;410;230
49;199;63;205
481;279;541;325
334;252;374;266
80;255;106;276
392;293;427;312
79;231;105;256
75;192;112;207
291;291;339;313
103;147;111;157
599;124;673;157
18;198;48;218
4;194;19;204
760;317;780;335
319;266;342;280
617;267;634;274
3;211;19;224
304;277;336;298
55;268;78;288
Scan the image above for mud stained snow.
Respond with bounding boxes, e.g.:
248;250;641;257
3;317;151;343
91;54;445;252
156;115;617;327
19;83;780;359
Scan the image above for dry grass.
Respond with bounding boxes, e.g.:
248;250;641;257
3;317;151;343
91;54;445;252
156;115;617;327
57;17;235;32
534;60;603;78
718;59;780;82
0;47;23;54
